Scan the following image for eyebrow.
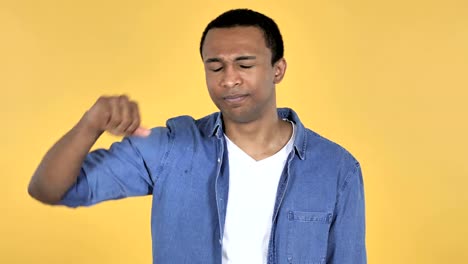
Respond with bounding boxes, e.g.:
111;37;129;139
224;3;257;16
204;56;257;63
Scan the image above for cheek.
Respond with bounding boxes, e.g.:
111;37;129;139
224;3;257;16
205;77;220;99
205;74;216;90
205;71;219;85
245;71;273;92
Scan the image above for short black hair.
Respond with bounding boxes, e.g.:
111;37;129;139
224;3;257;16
200;9;284;65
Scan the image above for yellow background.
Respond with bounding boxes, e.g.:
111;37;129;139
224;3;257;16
1;0;467;263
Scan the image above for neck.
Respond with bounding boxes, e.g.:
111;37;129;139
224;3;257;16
224;110;279;143
223;108;292;161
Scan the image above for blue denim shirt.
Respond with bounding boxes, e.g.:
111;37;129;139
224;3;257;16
60;108;366;264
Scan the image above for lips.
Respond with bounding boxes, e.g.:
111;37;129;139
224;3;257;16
223;94;248;104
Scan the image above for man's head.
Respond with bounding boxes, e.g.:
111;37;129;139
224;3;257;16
200;9;284;65
200;9;287;125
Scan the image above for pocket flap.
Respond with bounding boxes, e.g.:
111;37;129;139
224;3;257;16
288;211;332;223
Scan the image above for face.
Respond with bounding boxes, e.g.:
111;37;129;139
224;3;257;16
201;26;286;124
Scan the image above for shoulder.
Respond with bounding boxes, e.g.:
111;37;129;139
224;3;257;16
305;128;359;165
164;112;219;138
124;112;219;165
129;112;219;150
302;127;361;187
129;112;218;141
279;107;360;173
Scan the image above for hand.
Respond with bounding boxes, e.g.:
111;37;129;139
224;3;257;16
81;95;151;137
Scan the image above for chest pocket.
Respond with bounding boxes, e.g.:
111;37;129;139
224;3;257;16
286;211;332;264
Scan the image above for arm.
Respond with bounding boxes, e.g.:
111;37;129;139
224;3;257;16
28;95;150;204
326;162;367;263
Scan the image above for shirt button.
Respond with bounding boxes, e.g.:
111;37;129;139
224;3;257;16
217;158;221;163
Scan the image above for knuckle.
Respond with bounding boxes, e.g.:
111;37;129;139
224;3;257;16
120;118;132;127
126;124;138;134
110;97;120;105
109;129;122;136
119;95;129;103
94;97;107;108
129;101;139;110
133;114;140;124
99;96;112;104
127;118;139;128
109;116;122;127
101;110;111;120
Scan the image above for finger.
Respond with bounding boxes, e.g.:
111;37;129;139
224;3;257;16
106;97;123;134
115;96;133;133
132;127;151;137
124;102;141;135
128;102;151;137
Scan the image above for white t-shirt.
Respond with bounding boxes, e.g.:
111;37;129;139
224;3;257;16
222;121;296;264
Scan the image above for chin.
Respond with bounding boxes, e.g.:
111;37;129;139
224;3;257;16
222;109;259;124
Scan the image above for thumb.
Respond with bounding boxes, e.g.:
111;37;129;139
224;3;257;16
132;126;151;137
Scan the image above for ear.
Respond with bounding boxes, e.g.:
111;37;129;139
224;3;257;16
273;58;287;84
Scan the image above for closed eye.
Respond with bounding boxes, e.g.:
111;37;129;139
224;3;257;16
240;65;253;69
211;67;223;72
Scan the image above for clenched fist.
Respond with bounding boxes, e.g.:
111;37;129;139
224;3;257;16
81;95;151;137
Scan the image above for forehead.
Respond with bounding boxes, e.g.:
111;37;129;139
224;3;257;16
202;26;271;60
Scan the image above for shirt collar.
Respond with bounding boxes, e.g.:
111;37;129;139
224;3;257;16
277;108;307;160
208;108;306;160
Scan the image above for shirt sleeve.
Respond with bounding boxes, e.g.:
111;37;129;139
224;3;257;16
59;127;171;207
326;162;367;263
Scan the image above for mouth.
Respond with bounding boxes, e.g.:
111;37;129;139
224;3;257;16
223;94;249;104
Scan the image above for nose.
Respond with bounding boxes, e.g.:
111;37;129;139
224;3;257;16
220;65;241;89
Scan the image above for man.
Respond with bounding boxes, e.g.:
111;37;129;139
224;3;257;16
28;9;366;264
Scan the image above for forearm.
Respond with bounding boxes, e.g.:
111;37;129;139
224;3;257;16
28;117;102;204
